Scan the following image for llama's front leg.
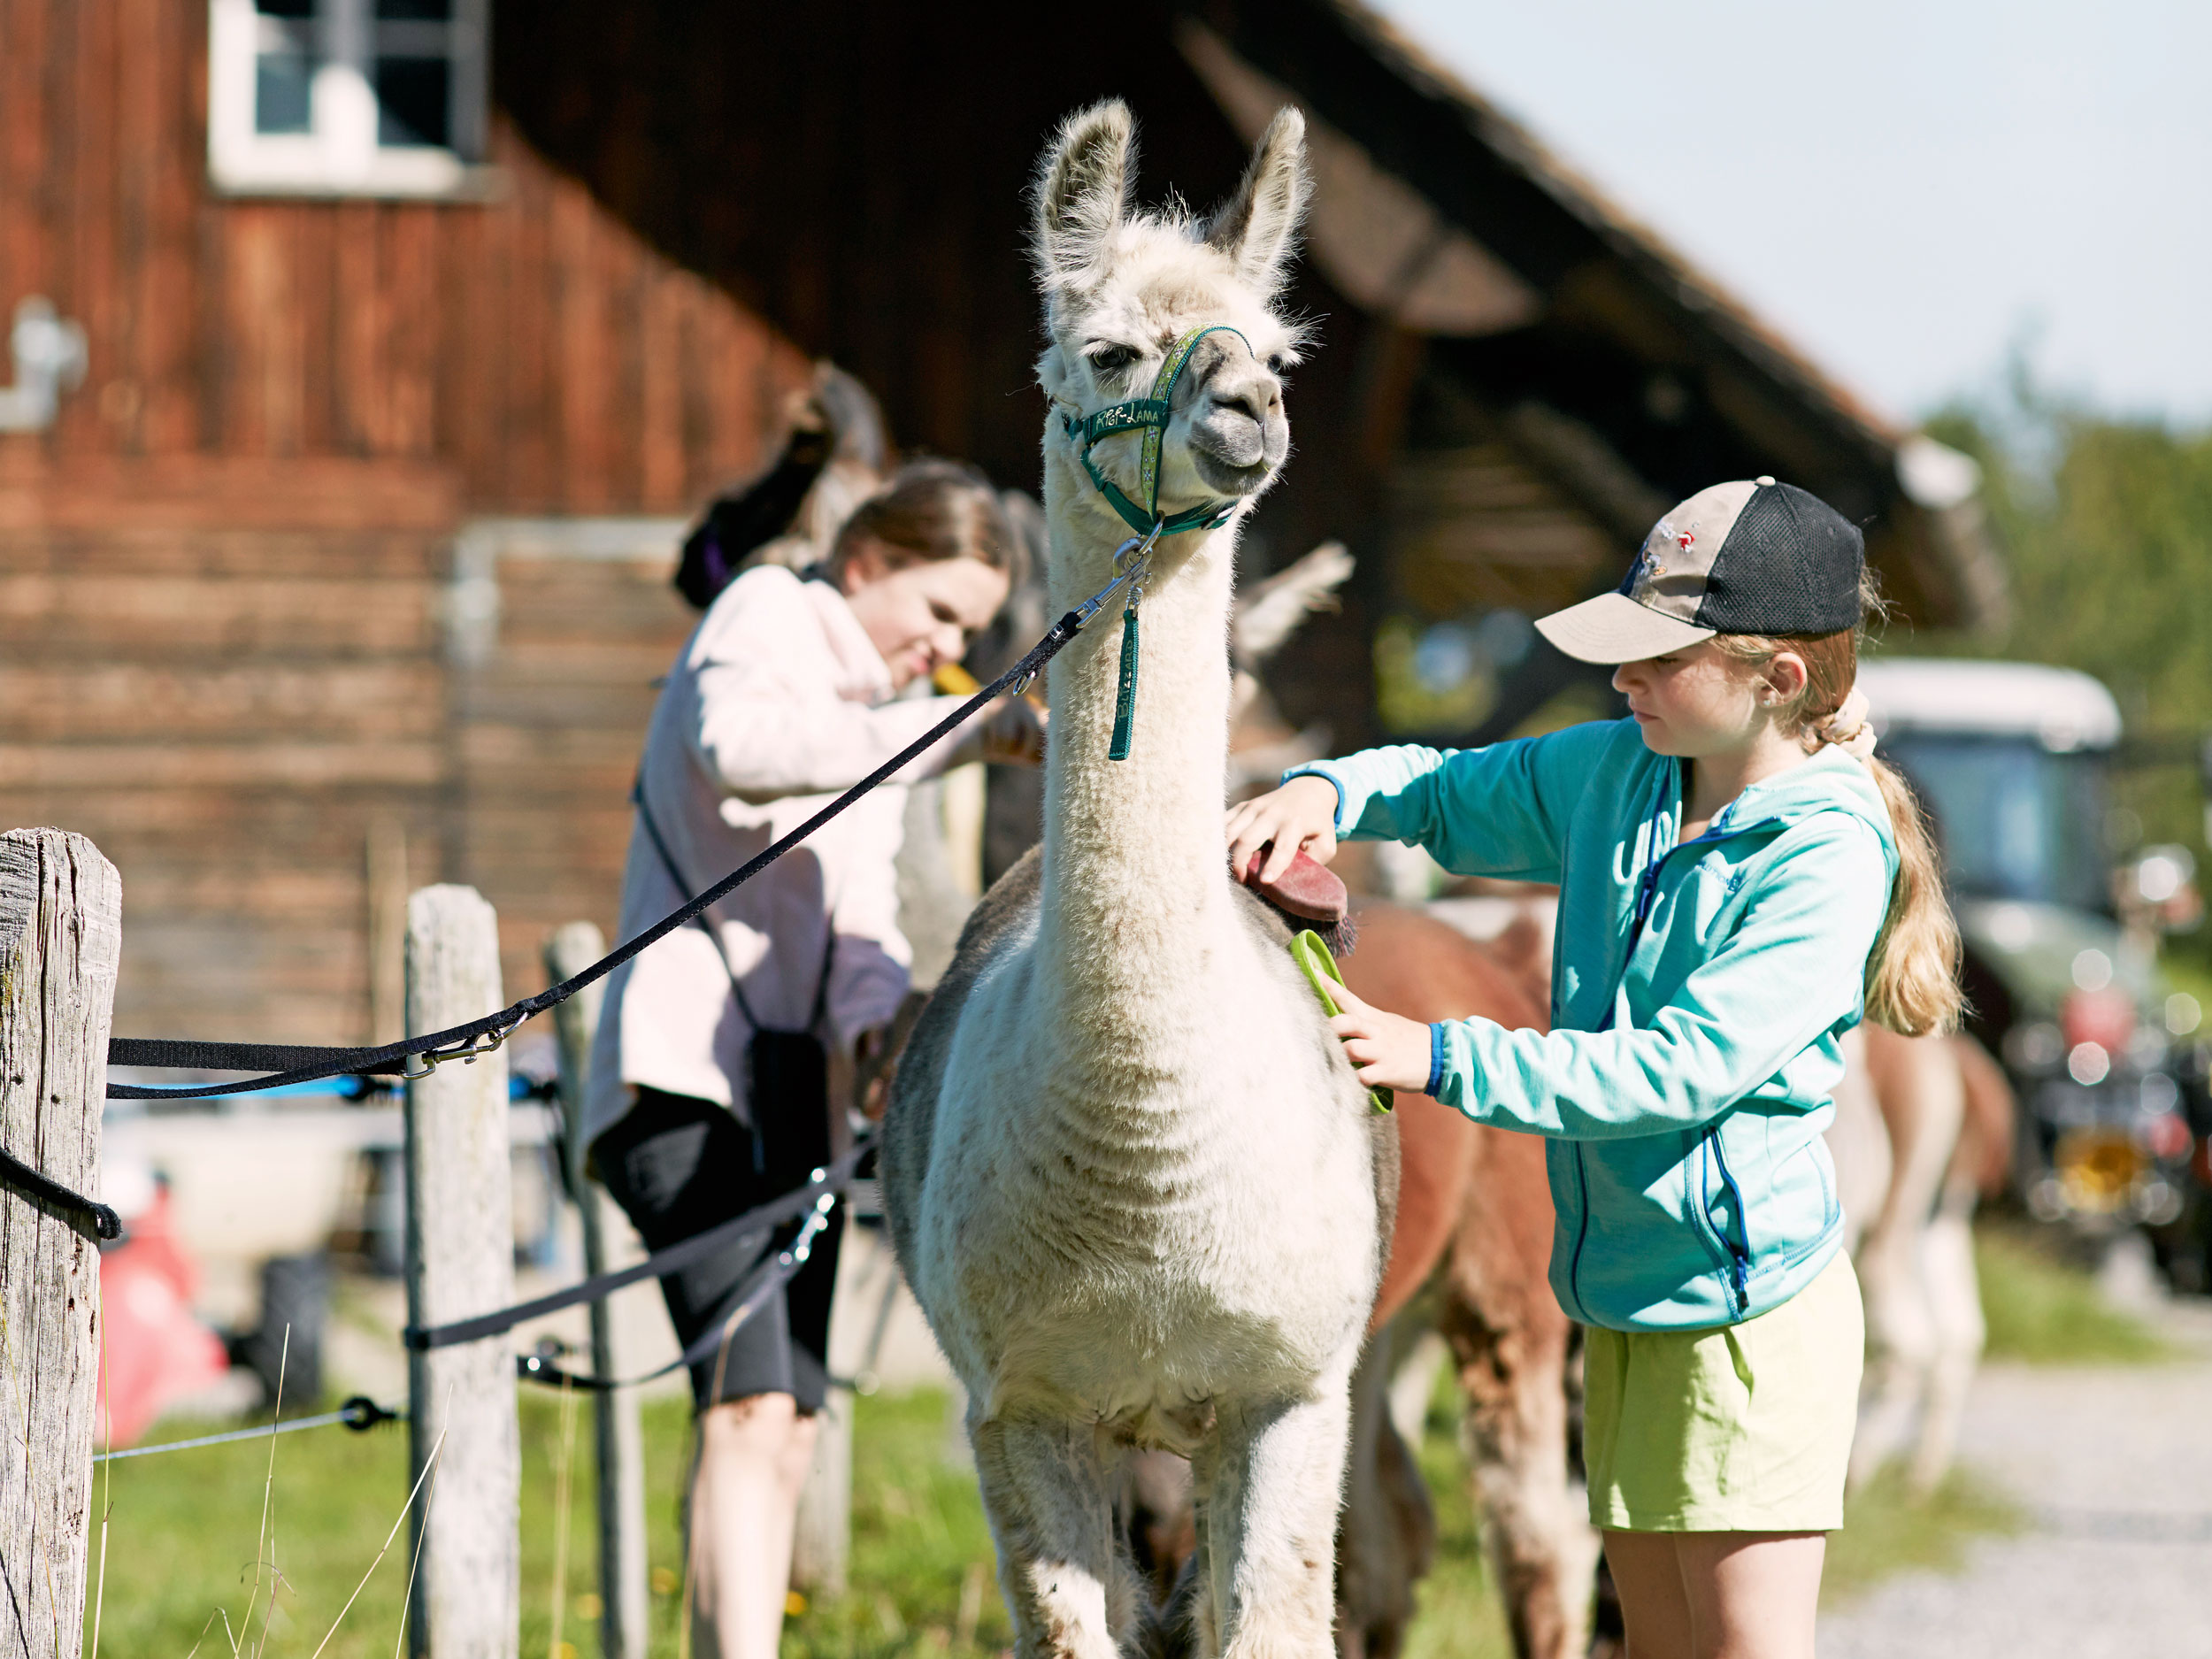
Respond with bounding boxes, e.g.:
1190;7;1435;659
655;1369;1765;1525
1202;1367;1356;1659
971;1411;1138;1659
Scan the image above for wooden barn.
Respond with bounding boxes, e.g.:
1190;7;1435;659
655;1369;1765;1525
0;0;2001;1047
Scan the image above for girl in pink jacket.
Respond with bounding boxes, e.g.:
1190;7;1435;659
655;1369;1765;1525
588;458;1037;1659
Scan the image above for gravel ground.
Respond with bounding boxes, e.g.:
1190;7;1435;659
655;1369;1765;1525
1821;1289;2212;1657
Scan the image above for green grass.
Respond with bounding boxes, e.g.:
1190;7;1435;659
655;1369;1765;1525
1822;1464;2022;1605
100;1273;2110;1659
783;1389;1010;1659
84;1386;1020;1659
1975;1224;2175;1365
88;1380;1525;1659
1401;1407;1514;1659
85;1388;687;1659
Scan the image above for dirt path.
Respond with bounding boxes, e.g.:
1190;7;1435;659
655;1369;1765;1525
1821;1298;2212;1657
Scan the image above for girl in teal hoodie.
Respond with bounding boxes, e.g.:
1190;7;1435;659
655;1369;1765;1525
1228;479;1960;1659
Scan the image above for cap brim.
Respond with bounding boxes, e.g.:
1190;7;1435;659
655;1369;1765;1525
1534;593;1716;664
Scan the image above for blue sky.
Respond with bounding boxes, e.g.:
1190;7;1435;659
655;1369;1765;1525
1365;1;2212;427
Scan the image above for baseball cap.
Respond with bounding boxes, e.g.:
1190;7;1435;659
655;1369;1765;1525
1534;478;1864;664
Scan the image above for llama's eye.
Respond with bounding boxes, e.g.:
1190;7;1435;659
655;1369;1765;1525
1088;343;1139;375
1266;353;1287;374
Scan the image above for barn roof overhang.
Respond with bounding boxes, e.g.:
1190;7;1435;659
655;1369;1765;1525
1178;0;2007;636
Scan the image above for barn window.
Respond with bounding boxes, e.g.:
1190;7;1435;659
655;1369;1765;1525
207;0;492;197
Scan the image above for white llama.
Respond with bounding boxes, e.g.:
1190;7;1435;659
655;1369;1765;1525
881;102;1397;1659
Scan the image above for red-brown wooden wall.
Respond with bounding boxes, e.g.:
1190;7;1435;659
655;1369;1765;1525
0;0;1456;1047
0;0;816;1042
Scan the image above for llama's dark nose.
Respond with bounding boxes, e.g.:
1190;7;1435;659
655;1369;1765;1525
1208;379;1280;426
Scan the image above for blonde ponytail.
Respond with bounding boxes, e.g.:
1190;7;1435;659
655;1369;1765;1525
1859;753;1962;1035
1713;606;1962;1036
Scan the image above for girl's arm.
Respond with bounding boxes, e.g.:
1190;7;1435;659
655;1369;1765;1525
692;672;981;800
1431;818;1890;1136
683;575;993;799
1330;818;1891;1133
1282;722;1624;882
822;853;913;1059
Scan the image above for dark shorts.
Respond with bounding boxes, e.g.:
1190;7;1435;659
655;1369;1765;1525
590;1086;846;1415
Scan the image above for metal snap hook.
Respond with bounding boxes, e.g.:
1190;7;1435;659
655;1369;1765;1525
398;1018;520;1082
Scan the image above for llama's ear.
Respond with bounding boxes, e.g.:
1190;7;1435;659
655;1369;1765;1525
1034;101;1134;295
1206;108;1310;296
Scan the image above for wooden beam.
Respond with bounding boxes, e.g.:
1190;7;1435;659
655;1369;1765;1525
403;884;518;1659
0;828;120;1655
791;1391;853;1598
0;456;464;532
543;921;649;1659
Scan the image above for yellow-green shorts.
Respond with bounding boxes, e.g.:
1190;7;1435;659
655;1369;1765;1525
1583;1249;1863;1532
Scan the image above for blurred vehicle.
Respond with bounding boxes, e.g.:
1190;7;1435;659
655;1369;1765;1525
1861;660;2206;1246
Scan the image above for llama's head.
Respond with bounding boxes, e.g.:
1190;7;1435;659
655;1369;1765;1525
1033;101;1310;534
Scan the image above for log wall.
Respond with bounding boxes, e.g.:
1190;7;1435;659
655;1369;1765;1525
0;0;807;1041
0;0;804;511
454;540;695;1010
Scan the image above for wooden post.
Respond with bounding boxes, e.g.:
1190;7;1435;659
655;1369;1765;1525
544;922;648;1659
366;816;409;1046
0;829;119;1656
791;1388;853;1596
404;885;518;1659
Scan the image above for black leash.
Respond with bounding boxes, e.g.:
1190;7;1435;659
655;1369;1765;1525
104;570;1133;1104
106;1039;409;1078
517;1183;840;1392
0;1144;120;1241
402;1141;867;1353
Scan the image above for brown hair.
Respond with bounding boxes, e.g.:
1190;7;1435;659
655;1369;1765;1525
827;458;1018;583
1712;583;1963;1037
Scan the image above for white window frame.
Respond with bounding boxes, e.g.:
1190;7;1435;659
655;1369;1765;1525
207;0;495;199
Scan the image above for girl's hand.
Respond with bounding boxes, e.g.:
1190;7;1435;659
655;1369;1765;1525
1225;775;1340;884
1325;978;1435;1094
979;695;1048;766
851;990;929;1120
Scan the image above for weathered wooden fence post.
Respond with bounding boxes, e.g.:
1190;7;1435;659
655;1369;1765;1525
0;828;119;1655
791;1386;854;1597
404;885;518;1659
545;921;648;1659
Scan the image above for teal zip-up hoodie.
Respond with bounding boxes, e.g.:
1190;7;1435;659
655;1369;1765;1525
1291;719;1895;1332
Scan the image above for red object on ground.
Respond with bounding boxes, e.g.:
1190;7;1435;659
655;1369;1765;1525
96;1187;229;1448
1240;846;1349;925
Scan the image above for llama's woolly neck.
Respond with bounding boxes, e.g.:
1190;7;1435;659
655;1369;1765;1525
1035;479;1242;1073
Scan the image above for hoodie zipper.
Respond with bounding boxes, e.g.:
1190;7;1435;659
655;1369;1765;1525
1569;769;1672;1324
1564;1145;1593;1323
1569;764;1781;1322
1706;1127;1753;1316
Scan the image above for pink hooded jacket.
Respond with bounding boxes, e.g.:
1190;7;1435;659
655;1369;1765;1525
583;564;987;1146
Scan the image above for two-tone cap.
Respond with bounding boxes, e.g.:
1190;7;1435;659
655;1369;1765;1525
1534;478;1864;664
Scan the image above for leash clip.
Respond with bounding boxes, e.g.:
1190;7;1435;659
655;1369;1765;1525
1118;519;1164;570
400;1017;522;1081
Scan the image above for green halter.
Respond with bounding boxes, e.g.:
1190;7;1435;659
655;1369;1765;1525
1061;324;1250;537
